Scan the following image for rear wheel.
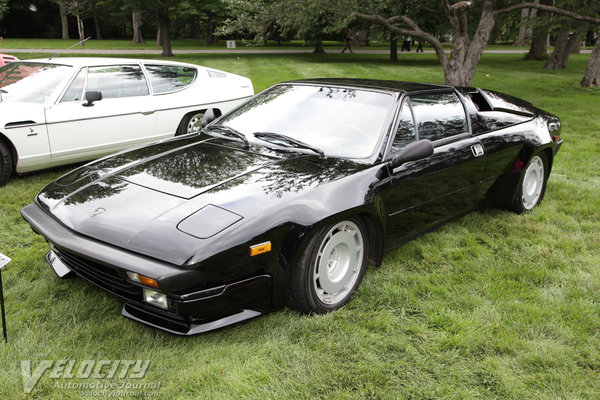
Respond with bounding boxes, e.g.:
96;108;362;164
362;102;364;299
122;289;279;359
176;111;204;136
0;141;13;187
289;217;369;314
512;153;548;213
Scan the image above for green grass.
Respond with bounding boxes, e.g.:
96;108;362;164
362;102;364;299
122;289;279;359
0;38;357;51
1;52;599;399
4;38;583;52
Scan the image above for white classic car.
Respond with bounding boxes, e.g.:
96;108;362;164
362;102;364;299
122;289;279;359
0;57;254;186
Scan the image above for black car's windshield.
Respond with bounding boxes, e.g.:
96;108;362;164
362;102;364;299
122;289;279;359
0;62;72;103
216;84;394;159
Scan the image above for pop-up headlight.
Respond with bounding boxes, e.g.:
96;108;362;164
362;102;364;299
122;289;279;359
177;204;242;239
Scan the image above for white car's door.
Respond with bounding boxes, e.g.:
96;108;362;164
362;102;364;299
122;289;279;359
44;64;157;162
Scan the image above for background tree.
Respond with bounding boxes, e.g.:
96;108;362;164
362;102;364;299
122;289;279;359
221;0;347;53
58;0;93;45
131;10;144;43
514;0;538;46
543;0;598;70
352;1;600;87
0;0;6;21
58;1;69;39
127;0;182;56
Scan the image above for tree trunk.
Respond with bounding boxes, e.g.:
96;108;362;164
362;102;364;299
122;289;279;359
443;2;498;86
390;36;397;62
581;38;600;87
157;13;173;57
515;6;530;46
156;25;162;47
59;2;69;40
312;40;325;53
76;14;85;45
525;25;548;60
515;0;539;46
544;29;569;69
93;15;101;40
570;33;581;54
132;11;144;43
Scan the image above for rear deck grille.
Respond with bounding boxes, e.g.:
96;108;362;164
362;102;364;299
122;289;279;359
53;247;141;301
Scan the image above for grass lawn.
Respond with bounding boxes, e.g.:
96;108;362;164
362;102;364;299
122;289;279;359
0;52;599;399
5;38;590;52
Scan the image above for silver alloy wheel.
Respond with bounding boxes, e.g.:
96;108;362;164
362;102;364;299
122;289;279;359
187;113;203;134
313;220;364;305
521;155;545;210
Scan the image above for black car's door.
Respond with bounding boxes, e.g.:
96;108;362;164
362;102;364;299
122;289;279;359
380;91;488;247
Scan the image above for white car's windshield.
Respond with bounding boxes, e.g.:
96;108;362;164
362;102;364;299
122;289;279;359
216;84;394;159
0;62;72;103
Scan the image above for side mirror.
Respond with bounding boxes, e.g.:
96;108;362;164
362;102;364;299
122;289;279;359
390;139;434;168
83;91;102;107
202;108;217;126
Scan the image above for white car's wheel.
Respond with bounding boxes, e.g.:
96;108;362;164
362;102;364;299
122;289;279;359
176;112;204;136
0;141;13;187
512;153;548;213
289;217;369;313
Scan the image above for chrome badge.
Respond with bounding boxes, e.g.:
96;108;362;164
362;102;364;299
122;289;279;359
91;207;106;217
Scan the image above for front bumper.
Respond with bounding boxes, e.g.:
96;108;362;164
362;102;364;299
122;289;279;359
22;203;272;335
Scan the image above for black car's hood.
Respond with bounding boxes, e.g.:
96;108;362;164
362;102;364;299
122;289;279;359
37;135;373;266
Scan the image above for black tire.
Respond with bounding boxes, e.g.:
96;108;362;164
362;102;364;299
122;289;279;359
0;141;13;187
175;111;204;136
511;152;548;213
289;217;369;314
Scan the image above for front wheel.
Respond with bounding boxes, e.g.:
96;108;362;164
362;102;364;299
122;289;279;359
289;217;369;314
512;153;548;213
0;141;13;187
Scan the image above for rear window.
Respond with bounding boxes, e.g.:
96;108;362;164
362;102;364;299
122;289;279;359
467;90;533;134
144;64;197;94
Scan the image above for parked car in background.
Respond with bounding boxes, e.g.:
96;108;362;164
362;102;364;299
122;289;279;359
0;53;18;66
22;79;562;335
0;57;253;186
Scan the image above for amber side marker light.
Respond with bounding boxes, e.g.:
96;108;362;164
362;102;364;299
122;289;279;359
126;271;159;288
250;242;272;257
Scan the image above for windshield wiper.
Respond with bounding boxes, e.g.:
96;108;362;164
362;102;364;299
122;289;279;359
204;125;250;149
253;131;325;159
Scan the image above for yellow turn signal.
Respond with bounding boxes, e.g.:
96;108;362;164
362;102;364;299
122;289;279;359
127;271;159;288
250;241;272;257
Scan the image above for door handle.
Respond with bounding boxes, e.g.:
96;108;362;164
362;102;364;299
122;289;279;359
141;110;155;115
471;144;485;157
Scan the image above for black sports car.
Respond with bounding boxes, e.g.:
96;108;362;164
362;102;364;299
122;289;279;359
21;79;562;335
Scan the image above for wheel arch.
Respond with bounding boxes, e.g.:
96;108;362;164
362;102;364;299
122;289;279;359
176;108;222;136
486;143;554;209
278;206;385;277
0;131;17;170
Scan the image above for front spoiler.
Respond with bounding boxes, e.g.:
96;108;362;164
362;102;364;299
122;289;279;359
122;303;262;336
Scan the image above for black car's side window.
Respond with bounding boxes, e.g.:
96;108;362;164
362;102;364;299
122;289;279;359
391;97;416;152
409;92;468;142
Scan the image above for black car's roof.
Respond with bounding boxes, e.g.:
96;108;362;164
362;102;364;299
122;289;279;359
285;78;451;93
